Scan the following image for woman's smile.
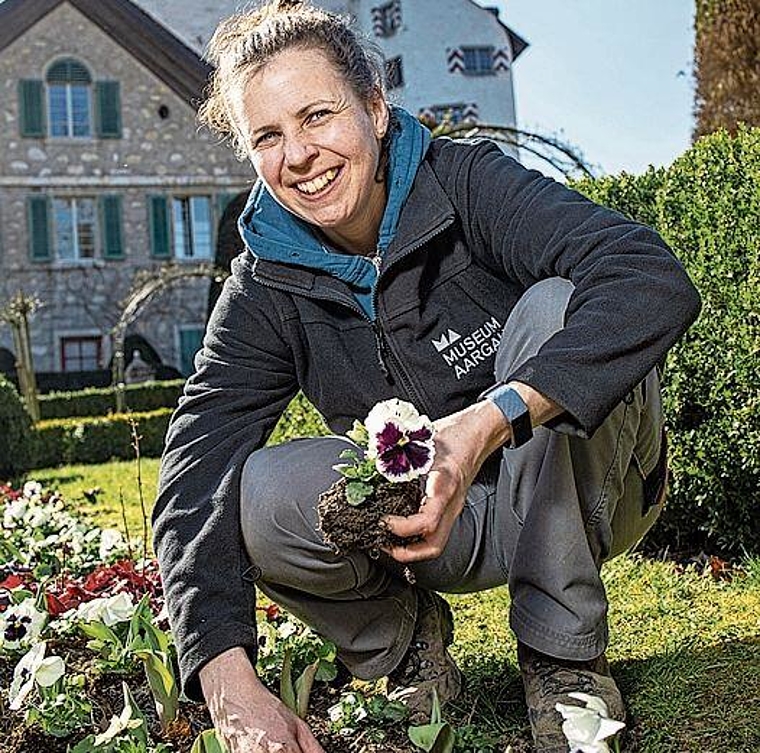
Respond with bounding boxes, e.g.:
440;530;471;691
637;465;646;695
294;166;341;196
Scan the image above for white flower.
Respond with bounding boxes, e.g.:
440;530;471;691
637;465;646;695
26;505;54;529
75;592;136;627
8;642;65;710
99;528;124;560
22;481;43;499
276;620;298;639
0;598;48;651
3;498;28;528
93;698;143;745
555;692;626;753
363;398;435;482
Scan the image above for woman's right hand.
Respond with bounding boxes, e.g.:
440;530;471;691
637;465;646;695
199;647;326;753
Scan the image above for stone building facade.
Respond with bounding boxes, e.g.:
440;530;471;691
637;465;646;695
0;0;252;383
136;0;527;134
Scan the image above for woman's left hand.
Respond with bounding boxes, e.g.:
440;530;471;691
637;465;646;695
383;400;510;563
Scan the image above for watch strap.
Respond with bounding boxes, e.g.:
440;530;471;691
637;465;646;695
479;383;533;448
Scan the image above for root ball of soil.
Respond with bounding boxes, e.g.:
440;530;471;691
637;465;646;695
317;477;422;556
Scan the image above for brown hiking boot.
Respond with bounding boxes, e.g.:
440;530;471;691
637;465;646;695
387;590;463;724
518;642;626;753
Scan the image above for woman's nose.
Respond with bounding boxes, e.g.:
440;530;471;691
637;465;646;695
283;133;318;168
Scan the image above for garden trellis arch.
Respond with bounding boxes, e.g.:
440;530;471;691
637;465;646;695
111;263;227;412
441;122;595;179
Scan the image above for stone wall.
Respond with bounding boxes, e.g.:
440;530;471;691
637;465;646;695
0;2;252;375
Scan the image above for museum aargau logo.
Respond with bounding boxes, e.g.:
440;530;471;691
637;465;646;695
431;316;502;379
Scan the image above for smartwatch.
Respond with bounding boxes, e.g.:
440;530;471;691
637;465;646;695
479;383;533;448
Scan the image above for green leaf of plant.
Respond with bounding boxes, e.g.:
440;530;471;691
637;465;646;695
133;649;179;728
408;722;456;753
295;660;319;719
280;648;297;713
346;420;369;446
190;728;229;753
345;481;373;506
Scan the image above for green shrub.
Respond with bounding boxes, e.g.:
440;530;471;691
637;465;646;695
31;408;173;468
572;126;760;555
270;392;329;445
0;375;34;478
38;379;184;419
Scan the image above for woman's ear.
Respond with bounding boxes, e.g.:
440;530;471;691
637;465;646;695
370;89;390;140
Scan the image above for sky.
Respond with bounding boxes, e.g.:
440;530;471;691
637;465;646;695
479;0;696;178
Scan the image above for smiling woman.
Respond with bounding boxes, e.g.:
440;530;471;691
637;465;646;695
155;1;702;752
232;47;389;254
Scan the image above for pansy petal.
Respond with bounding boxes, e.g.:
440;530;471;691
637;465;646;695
404;441;433;471
407;426;433;442
375;422;404;453
35;656;65;687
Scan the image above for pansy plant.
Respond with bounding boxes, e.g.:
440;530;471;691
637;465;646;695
335;399;436;505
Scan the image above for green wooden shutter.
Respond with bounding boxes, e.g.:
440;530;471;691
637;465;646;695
100;195;124;259
95;81;121;138
148;196;171;259
18;80;45;137
27;196;52;261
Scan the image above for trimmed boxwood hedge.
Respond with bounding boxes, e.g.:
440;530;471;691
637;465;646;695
572;126;759;556
0;375;34;479
31;409;173;468
27;392;328;470
37;380;185;419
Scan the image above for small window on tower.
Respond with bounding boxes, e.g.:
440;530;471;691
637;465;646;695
385;57;404;90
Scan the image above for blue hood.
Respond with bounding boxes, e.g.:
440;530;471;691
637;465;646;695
238;106;431;319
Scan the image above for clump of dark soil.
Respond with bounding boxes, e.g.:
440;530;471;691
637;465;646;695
317;477;423;555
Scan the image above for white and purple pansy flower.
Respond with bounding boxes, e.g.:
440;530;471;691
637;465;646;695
364;399;435;482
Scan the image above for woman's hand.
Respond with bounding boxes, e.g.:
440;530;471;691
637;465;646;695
383;382;561;563
199;647;326;753
383;399;510;563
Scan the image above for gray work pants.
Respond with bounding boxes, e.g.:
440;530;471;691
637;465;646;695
239;278;666;678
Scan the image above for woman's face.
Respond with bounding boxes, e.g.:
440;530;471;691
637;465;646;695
232;47;389;253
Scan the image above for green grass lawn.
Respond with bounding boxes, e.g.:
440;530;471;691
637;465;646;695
32;460;760;752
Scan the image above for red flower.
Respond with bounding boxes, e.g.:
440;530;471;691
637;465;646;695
0;574;27;590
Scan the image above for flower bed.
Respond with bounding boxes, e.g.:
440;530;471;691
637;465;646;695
0;481;422;753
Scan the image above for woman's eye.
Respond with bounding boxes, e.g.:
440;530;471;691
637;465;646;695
254;132;278;147
308;109;331;123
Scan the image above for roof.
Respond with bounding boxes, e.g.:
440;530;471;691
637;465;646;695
0;0;212;108
470;1;529;60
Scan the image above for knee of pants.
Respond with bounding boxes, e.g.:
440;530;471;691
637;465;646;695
239;436;354;585
495;277;574;380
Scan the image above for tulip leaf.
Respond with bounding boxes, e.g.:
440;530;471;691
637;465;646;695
280;647;297;713
190;729;229;753
408;722;456;752
295;660;319;719
133;649;179;728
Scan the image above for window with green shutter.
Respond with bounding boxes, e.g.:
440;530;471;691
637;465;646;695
19;80;46;138
100;195;124;259
27;196;51;261
95;81;121;139
149;196;171;258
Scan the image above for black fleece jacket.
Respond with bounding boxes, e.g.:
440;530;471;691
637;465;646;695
153;138;701;700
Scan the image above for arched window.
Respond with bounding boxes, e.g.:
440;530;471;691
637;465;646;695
46;58;92;138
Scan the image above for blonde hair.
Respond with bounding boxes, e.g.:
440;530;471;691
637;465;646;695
198;0;387;160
